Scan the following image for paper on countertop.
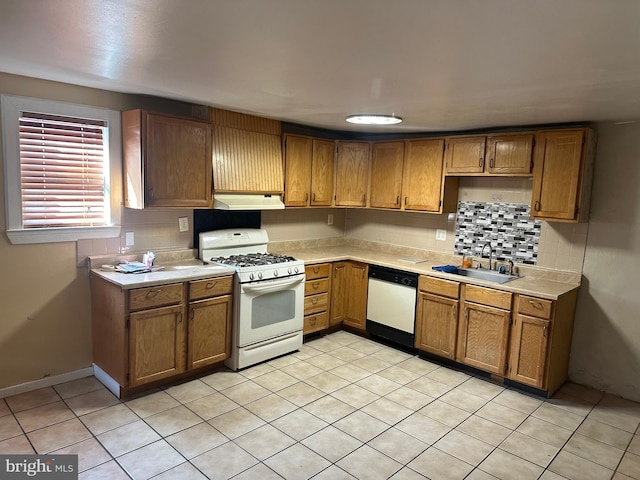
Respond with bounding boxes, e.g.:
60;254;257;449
397;257;427;264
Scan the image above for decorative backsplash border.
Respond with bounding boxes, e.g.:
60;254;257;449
454;201;541;264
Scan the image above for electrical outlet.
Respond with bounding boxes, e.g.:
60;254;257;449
436;229;447;241
327;214;333;225
178;216;189;232
125;231;135;246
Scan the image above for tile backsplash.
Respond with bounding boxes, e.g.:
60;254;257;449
454;201;541;264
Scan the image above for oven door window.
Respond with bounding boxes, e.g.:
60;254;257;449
252;290;295;329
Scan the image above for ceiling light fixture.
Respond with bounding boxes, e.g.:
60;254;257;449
345;114;403;125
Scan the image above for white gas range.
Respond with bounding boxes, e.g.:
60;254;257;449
199;229;305;370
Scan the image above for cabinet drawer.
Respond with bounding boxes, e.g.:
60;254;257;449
129;283;183;311
304;311;329;334
305;278;330;296
189;276;233;301
305;263;331;280
465;284;512;310
419;276;460;299
518;295;553;319
304;292;329;315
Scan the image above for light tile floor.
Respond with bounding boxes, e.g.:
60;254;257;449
1;331;640;480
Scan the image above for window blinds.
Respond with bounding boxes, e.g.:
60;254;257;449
19;112;108;228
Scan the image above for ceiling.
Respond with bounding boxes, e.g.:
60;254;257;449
2;0;640;133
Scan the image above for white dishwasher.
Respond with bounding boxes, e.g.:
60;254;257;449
366;265;418;350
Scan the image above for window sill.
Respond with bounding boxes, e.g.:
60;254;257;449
6;226;121;245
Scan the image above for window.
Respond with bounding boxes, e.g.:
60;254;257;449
2;95;121;244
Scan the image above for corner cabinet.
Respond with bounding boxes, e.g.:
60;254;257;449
330;261;368;330
91;274;233;397
335;142;371;207
122;110;213;209
531;128;596;222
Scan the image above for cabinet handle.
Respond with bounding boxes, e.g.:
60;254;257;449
146;289;161;298
479;157;484;168
177;312;183;324
312;281;320;289
362;194;366;203
313;266;320;273
489;158;494;169
148;188;154;200
305;193;309;202
528;299;544;309
396;195;400;206
534;200;541;212
311;297;318;305
190;309;195;321
313;193;316;202
452;304;458;319
543;325;548;337
404;196;408;206
310;316;317;325
465;307;469;319
205;281;217;289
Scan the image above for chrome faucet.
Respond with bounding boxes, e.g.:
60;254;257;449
480;243;494;271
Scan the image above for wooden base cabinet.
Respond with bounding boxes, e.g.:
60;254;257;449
456;285;513;376
303;263;332;334
91;274;233;397
330;261;368;330
415;276;460;360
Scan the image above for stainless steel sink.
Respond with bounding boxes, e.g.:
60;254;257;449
453;268;519;284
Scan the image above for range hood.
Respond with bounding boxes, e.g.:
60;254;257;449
213;193;285;210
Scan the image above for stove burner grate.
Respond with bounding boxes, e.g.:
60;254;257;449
211;253;298;268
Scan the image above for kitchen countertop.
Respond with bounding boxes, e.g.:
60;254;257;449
269;243;580;300
89;255;235;289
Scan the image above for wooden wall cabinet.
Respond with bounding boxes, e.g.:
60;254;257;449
445;133;534;176
330;261;368;330
335;142;371;207
283;135;335;207
91;274;233;397
456;285;513;375
402;138;458;213
531;128;596;222
369;141;405;209
415;276;460;359
122;110;213;209
303;263;332;334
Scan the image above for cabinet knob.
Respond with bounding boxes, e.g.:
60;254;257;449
534;201;541;212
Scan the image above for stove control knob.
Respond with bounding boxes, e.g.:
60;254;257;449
249;273;255;281
294;266;299;273
288;267;292;274
274;270;279;277
258;272;263;279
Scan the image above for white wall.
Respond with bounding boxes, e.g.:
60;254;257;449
569;122;640;401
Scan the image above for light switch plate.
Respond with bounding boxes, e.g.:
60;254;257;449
125;231;135;246
436;229;447;241
179;216;189;232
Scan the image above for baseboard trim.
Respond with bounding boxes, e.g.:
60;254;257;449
0;367;94;399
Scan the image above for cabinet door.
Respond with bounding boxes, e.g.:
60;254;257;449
402;139;446;212
188;295;232;369
531;130;584;221
330;262;347;325
284;135;312;207
335;142;370;207
146;113;213;208
457;302;510;375
509;314;550;389
129;305;185;387
444;136;486;174
486;134;534;174
310;139;335;206
369;142;404;209
415;292;458;360
343;262;368;330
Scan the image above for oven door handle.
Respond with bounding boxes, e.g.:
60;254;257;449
241;275;304;293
